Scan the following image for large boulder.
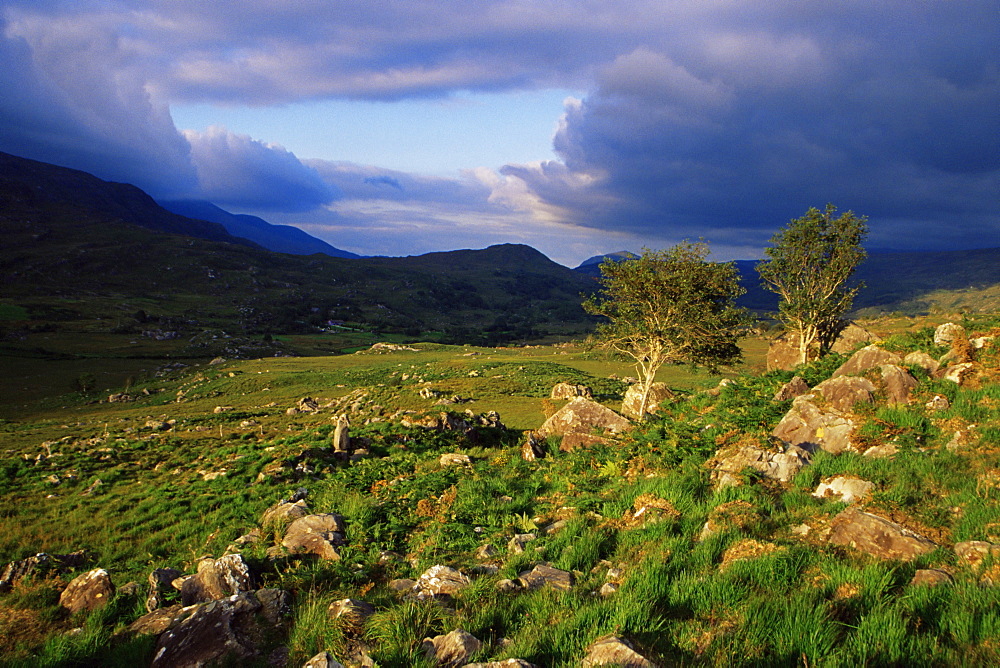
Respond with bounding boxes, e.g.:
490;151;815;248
766;323;875;371
59;568;115;614
536;397;630;440
772;395;858;454
880;364;919;405
934;322;966;347
832;345;902;378
621;383;674;419
180;554;254;606
146;567;182;612
773;376;810;402
827;508;937;560
414;565;470;599
830;323;877;354
150;594;262;667
260;499;309;533
517;563;574;592
813;376;876;411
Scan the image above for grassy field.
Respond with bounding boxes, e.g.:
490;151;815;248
1;316;999;665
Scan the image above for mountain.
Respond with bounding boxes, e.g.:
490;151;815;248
159;199;359;258
0;151;250;246
572;251;637;277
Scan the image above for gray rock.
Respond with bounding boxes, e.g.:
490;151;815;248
904;351;940;375
508;534;536;554
146;567;182;612
827;508;937;561
151;594;262;667
773;376;810;402
710;443;812;485
880;365;919;405
621;382;674;419
281;514;347;560
550;382;593;400
517;564;574;591
813;476;874;504
934;322;966;347
180;554;254;606
414;565;470;599
581;635;657;667
813;376;876;411
832;345;902;378
773;395;857;454
536;398;631;439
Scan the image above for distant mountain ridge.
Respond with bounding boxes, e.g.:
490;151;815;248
159;199;359;258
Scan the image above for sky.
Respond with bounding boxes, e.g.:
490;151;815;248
1;1;997;267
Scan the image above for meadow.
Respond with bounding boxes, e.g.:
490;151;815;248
1;315;999;666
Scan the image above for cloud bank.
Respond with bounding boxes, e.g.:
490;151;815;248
0;1;997;263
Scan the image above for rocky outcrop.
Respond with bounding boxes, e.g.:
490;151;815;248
413;565;470;599
59;568;115;614
813;376;876;411
827;509;937;560
773;376;810;402
881;365;919;405
813;476;874;504
280;514;347;560
180;554;254;606
766;323;875;371
709;443;812;485
934;322;966;347
832;345;902;378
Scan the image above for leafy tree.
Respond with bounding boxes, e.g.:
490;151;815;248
756;204;868;365
583;242;751;417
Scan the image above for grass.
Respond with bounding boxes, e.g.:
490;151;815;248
1;322;1000;665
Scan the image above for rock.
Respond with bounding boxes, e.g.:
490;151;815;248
464;660;535;668
517;564;574;591
773;376;810;402
536;397;630;440
581;635;657;667
954;541;1000;569
332;414;350;452
475;544;498;560
281;514;347;560
59;568;115;614
129;603;190;636
880;365;919;405
622;495;680;527
439;453;472;467
719;539;781;571
597;582;619;597
297;397;320;413
261;500;309;533
0;551;86;592
507;534;536;554
934;322;966;347
422;629;481;667
550;382;593;400
925;395;950;411
521;432;546;461
147;567;182;612
180;554;254;605
303;652;347;668
150;593;265;668
559;432;613;452
939;362;976;385
709;443;812;485
830;323;876;354
832;345;902;378
414;565;470;599
388;578;417;594
862;444;898;459
813;376;876;411
699;501;763;540
620;382;674;419
255;588;292;625
910;569;954;587
773;395;857;454
328;598;376;628
812;476;874;504
827;508;937;561
904;351;940;375
107;393;133;403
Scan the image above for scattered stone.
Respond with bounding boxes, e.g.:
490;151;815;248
832;345;902;378
332;414;350;453
213;405;233;413
597;582;619;597
773;395;857;454
925;394;950;411
146;567;182;612
954;541;1000;570
939;362;976;385
521;432;546;461
773;376;810;402
422;629;481;667
475;544;498;560
621;382;674;419
464;660;535;668
180;554;254;606
303;651;347;668
709;443;812;485
517;564;573;591
440;453;472;467
0;551;87;593
581;635;657;667
328;598;376;628
59;568;114;614
622;494;680;527
827;508;937;561
261;500;309;533
414;565;470;599
862;444;899;459
107;393;133;403
281;514;347;560
813;476;875;504
910;569;954;587
934;322;966;347
550;382;593;400
508;534;536;554
150;593;264;667
880;365;919;405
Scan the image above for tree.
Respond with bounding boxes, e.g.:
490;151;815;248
583;242;751;417
756;204;868;365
